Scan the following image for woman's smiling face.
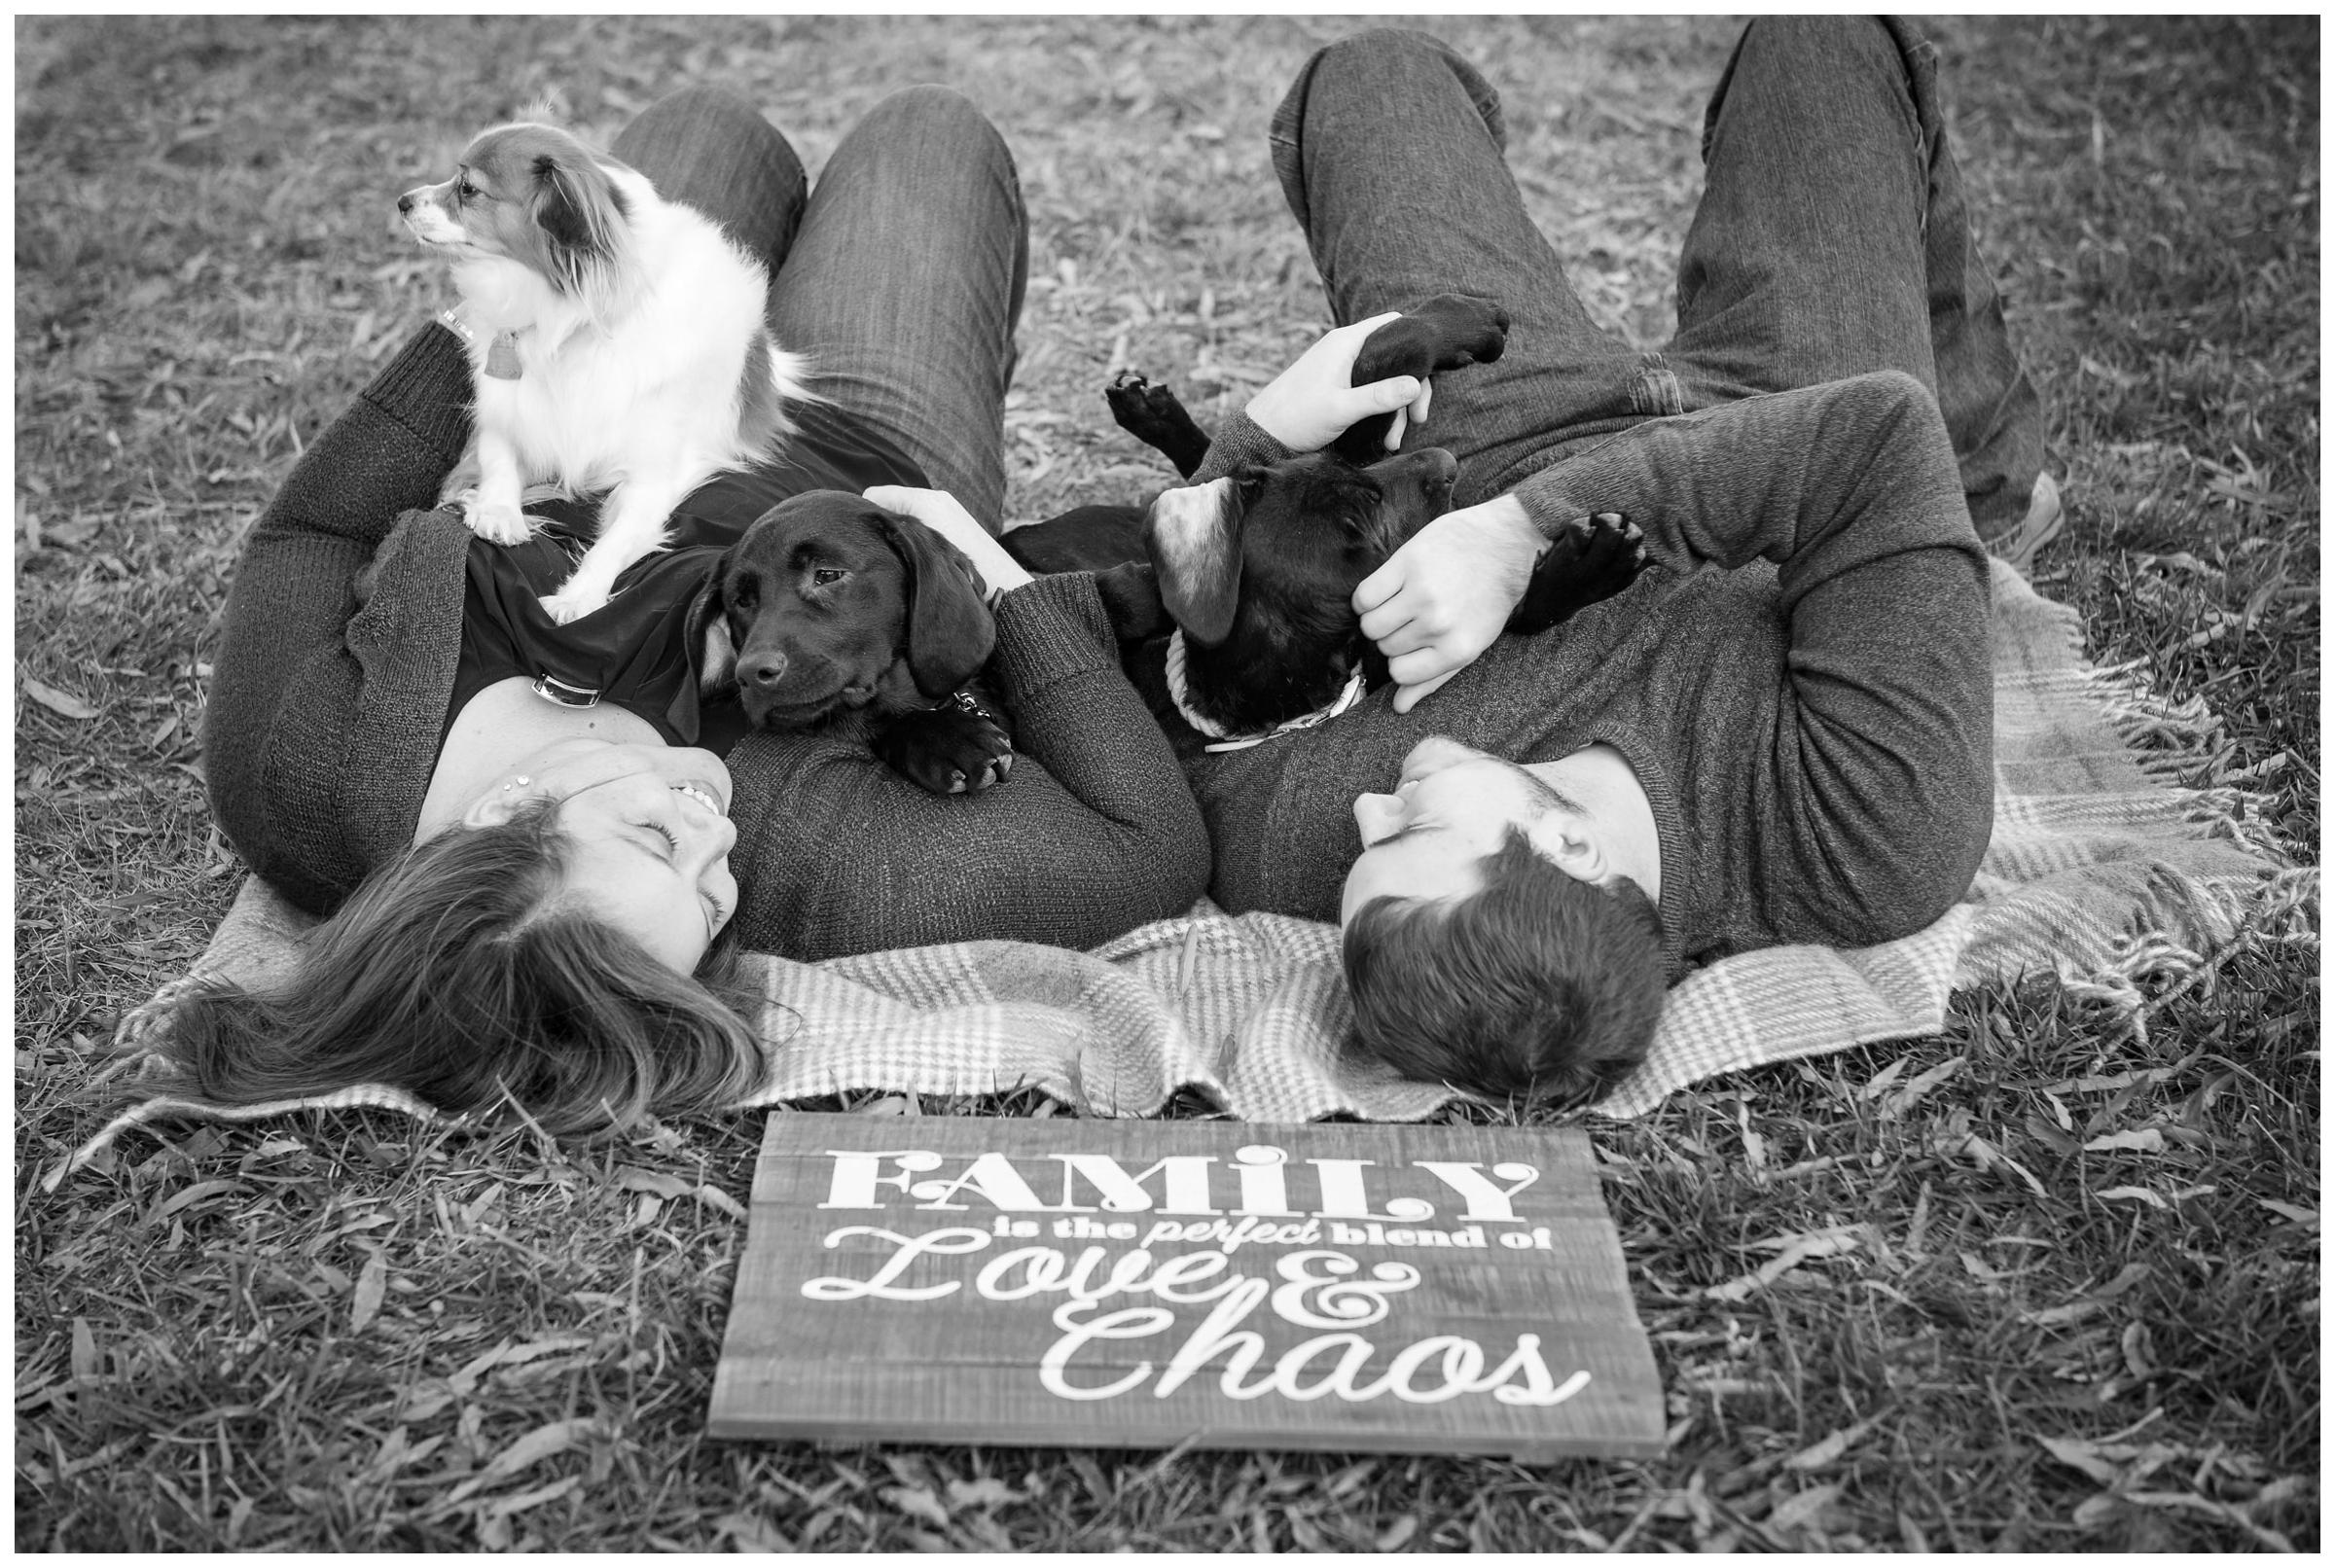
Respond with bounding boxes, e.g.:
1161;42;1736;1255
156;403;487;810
486;739;740;973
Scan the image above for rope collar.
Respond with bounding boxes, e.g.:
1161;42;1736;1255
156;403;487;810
1164;629;1368;754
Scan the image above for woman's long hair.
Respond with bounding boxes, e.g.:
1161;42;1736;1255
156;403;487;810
136;799;767;1134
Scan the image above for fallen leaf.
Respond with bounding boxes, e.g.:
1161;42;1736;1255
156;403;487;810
1375;1515;1419;1551
1784;1414;1884;1471
1706;1232;1861;1301
1858;1057;1910;1101
2036;1435;2122;1487
881;1485;953;1529
2120;1489;2297;1551
1881;1055;1964;1119
1960;1250;2011;1283
70;1317;99;1381
1959;1133;2048;1197
2071;1492;2124;1530
945;1478;1021;1511
687;1184;746;1219
2024;1298;2108;1328
718;1512;791;1552
449;1336;594;1393
350;1253;388;1332
1765;1482;1843;1533
2256;1198;2317;1228
614;1166;692;1198
2097;1186;2168;1209
2084;1127;2168;1154
21;675;99;720
153;1178;251;1222
485;1418;599;1482
483;1474;581;1521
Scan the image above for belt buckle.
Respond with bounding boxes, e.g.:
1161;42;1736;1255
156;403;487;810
531;672;601;709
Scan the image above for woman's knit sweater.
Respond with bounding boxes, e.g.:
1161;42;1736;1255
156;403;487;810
201;327;1212;961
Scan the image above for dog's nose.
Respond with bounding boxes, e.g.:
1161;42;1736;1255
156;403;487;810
397;192;416;215
739;651;789;689
1417;447;1459;486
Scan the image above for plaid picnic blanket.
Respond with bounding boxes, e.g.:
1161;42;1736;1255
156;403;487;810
52;559;2316;1188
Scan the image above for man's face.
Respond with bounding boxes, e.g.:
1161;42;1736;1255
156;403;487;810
1338;735;1591;923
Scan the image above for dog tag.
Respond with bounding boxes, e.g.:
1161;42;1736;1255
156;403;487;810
485;332;523;380
530;672;599;708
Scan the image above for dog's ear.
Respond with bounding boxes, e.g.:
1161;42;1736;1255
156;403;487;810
873;508;996;699
1144;472;1263;647
527;147;629;295
685;550;738;695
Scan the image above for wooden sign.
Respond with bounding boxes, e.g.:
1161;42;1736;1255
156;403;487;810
709;1113;1664;1459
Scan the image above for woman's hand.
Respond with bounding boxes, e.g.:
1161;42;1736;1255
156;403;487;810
864;485;1034;600
1246;313;1435;454
1353;493;1546;712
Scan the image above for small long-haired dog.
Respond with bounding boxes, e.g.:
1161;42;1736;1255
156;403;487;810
399;118;812;624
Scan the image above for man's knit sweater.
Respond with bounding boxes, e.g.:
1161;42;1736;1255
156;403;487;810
1179;369;1996;982
202;327;1212;962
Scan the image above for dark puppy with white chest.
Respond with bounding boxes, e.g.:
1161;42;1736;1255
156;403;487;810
691;491;1014;794
1139;446;1459;743
1006;294;1650;748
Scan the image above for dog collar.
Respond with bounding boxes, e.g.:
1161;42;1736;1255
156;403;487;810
1163;629;1368;754
438;309;524;379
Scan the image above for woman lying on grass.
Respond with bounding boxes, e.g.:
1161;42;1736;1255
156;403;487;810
162;85;1264;1133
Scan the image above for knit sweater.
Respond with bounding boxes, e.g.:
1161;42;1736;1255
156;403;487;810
1181;371;1995;982
202;327;1213;962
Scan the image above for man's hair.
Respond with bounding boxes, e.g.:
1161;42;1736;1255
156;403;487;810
1341;827;1667;1106
133;797;767;1134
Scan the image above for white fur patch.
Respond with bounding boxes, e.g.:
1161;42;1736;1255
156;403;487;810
422;135;812;609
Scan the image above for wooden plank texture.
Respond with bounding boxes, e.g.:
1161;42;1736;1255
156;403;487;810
709;1114;1664;1459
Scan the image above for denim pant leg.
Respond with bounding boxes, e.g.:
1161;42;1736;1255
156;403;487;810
767;87;1028;529
1668;17;2045;528
1269;29;1657;509
609;87;808;274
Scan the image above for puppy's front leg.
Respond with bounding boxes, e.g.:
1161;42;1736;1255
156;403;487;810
540;474;685;624
465;398;534;546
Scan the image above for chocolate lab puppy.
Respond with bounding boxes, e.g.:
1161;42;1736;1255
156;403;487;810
691;490;1013;794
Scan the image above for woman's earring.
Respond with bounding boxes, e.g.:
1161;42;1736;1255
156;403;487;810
503;775;532;793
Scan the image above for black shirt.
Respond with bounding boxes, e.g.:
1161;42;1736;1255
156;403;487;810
446;400;928;755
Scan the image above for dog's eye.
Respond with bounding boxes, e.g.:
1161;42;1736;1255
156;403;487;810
456;180;481;201
811;567;846;587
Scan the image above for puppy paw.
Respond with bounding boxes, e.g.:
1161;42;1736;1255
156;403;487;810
465;497;534;546
1106;371;1214;479
538;585;610;624
1506;512;1652;636
876;699;1015;795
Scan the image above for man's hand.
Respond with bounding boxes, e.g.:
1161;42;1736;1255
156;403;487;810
1246;313;1434;455
1353;493;1545;712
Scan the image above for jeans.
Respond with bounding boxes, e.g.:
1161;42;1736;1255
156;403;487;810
1269;20;2044;530
610;85;1028;530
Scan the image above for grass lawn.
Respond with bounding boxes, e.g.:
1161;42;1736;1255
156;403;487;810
16;15;2317;1551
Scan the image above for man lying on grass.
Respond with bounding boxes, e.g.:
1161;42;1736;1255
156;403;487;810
907;18;2056;1109
1214;21;2058;1105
